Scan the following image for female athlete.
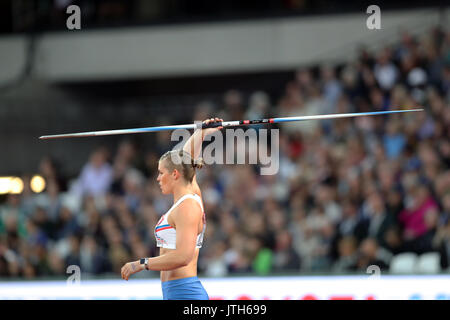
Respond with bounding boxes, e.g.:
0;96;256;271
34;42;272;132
120;117;223;300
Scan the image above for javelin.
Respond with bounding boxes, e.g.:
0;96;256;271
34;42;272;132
39;108;423;140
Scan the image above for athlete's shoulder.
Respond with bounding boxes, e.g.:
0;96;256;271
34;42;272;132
179;196;202;212
171;197;202;224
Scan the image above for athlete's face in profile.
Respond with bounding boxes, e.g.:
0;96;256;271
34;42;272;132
157;160;174;194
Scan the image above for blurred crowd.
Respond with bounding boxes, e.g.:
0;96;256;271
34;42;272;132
1;26;450;279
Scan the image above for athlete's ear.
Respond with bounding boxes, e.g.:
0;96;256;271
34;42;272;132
172;169;180;180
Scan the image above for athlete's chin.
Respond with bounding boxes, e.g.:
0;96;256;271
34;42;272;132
160;186;169;194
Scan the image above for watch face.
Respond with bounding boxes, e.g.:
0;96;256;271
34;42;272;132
140;258;145;265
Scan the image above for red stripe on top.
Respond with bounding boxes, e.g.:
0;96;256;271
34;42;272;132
243;120;250;124
269;118;274;123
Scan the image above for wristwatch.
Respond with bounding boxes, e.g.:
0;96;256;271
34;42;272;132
140;258;149;270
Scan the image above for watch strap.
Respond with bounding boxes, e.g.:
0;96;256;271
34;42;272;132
140;258;149;270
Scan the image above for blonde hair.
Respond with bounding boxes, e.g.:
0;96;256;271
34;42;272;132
159;150;204;182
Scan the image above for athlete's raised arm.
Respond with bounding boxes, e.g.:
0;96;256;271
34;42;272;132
183;117;223;161
183;117;222;197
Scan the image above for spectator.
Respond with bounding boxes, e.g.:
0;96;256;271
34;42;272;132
383;226;404;255
332;236;358;272
432;219;450;270
54;206;81;240
202;241;228;277
374;48;398;91
38;156;68;192
80;235;110;275
399;185;439;254
353;238;390;272
71;147;113;198
320;64;342;113
358;191;396;247
47;250;66;276
336;199;362;239
65;234;81;268
383;119;406;159
272;230;301;272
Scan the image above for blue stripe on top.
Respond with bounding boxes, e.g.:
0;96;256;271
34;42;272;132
155;224;172;231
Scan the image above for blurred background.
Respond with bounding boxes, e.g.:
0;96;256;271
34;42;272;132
0;0;449;299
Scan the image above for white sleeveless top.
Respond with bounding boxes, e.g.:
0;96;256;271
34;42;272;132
154;194;206;249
